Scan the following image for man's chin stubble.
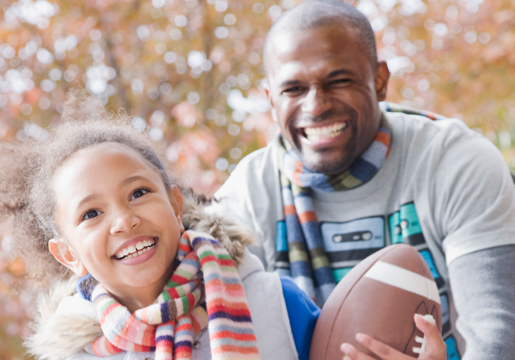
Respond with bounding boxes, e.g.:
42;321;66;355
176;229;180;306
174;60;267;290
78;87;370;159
301;127;358;175
303;144;357;175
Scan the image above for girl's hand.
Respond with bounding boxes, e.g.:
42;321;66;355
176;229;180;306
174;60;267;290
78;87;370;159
340;314;446;360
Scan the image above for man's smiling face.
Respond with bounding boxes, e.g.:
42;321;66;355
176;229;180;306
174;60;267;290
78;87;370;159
265;24;389;174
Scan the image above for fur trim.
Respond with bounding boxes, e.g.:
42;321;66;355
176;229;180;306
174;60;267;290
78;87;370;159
181;193;256;267
26;193;257;359
25;277;102;360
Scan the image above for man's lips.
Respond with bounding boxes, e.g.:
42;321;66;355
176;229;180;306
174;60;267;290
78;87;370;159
112;236;157;260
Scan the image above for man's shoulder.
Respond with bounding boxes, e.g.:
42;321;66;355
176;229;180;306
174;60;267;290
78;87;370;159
385;108;485;152
225;141;278;181
238;141;277;169
382;105;508;184
387;109;470;134
214;141;279;199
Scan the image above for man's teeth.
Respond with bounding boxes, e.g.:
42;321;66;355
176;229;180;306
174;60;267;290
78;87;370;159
115;239;156;260
304;122;347;142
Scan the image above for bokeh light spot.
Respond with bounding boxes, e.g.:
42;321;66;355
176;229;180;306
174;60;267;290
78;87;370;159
253;3;264;14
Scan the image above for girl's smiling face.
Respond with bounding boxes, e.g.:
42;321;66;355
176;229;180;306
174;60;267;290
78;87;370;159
49;143;183;311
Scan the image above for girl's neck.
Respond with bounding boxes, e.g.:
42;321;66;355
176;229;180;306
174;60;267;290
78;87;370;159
112;288;162;313
105;269;173;313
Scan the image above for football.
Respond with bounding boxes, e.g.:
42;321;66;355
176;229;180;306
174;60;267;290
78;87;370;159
310;244;441;360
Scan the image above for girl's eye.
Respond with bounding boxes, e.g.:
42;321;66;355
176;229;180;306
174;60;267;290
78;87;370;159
82;210;100;221
131;188;149;200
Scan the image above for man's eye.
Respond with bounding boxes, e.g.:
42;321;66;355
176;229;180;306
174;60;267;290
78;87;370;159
329;78;351;86
282;86;303;94
82;210;100;221
131;188;149;200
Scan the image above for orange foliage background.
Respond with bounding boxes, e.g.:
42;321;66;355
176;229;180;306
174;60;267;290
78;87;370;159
1;0;515;357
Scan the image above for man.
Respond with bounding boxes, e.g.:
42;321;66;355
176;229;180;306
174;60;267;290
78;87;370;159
211;1;515;359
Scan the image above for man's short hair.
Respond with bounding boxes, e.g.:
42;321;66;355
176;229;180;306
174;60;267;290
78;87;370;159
263;0;378;73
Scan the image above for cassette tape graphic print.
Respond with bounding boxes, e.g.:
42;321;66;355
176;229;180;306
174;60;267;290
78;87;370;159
320;216;385;282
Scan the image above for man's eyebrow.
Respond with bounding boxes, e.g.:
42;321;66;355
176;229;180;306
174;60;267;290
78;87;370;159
278;69;354;88
278;79;302;88
327;69;354;78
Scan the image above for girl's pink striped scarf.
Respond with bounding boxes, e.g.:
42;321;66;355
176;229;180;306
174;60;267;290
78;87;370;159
84;230;260;360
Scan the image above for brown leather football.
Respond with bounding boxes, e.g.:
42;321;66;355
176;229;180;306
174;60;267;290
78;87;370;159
310;244;441;360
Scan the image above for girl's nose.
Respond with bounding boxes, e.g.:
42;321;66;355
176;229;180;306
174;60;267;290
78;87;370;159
110;211;141;235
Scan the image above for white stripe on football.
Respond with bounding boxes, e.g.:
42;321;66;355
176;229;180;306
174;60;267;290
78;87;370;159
364;261;440;304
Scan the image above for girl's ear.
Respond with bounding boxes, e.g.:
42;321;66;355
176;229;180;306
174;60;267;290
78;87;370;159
49;239;88;277
168;185;184;233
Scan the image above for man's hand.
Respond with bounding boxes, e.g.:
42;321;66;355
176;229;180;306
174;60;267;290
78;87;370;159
340;314;446;360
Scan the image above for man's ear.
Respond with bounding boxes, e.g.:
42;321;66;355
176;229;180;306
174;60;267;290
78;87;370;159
374;61;390;101
49;239;88;277
168;185;184;232
263;82;279;123
263;78;275;107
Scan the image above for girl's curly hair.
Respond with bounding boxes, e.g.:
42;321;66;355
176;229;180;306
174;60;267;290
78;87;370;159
0;90;176;286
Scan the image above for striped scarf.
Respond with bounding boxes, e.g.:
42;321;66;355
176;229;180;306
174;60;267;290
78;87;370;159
78;230;259;360
274;115;392;305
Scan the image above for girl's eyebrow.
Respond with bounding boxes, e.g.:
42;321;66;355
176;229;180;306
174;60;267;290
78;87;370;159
76;176;148;209
121;175;147;186
77;194;100;209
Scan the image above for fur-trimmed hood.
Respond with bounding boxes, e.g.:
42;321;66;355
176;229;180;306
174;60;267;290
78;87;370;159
25;193;257;360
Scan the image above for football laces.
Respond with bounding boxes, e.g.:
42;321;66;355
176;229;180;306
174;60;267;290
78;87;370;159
412;314;436;355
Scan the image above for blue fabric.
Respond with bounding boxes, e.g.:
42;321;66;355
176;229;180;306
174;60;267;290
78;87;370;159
281;277;321;360
76;273;97;301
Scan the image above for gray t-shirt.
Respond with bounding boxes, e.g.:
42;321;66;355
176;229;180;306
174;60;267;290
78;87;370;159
212;111;515;359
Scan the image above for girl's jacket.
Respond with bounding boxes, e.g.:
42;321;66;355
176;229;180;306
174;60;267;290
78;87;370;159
26;194;298;360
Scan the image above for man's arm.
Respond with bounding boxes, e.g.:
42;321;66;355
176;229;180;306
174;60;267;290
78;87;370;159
448;244;515;360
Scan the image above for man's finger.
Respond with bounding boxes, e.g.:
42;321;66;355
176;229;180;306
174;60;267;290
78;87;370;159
340;342;377;360
354;333;411;360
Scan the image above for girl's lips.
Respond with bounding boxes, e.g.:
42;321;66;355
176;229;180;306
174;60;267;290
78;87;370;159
114;240;158;265
113;236;156;257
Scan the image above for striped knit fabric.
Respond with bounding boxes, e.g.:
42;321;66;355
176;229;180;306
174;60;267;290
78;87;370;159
379;102;446;121
274;116;392;305
80;230;259;360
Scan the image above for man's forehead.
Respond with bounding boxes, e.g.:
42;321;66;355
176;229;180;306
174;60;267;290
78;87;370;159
265;25;363;80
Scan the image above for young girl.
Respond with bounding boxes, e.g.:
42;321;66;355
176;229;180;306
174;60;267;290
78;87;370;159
0;92;311;360
0;93;444;360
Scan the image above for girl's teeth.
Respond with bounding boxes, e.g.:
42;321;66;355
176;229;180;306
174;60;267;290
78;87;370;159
115;238;156;260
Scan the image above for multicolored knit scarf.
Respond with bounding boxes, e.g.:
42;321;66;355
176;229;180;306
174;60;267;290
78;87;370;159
274;115;392;305
77;230;259;360
379;102;446;121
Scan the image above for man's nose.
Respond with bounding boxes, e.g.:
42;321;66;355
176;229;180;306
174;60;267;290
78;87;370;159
301;87;332;117
110;211;140;235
